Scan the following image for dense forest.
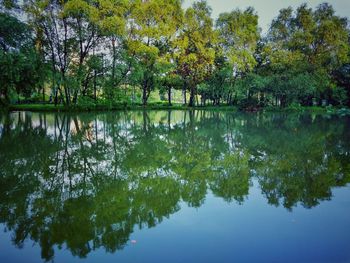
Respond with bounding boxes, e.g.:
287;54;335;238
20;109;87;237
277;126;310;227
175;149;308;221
1;0;350;108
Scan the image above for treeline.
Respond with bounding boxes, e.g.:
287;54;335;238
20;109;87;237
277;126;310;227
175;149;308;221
0;0;350;108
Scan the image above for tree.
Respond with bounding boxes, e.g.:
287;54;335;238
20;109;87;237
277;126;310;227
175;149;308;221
64;0;127;102
217;7;260;78
262;3;350;106
25;0;75;105
1;1;350;108
175;0;216;107
198;53;231;105
125;0;182;105
0;12;44;104
333;64;350;106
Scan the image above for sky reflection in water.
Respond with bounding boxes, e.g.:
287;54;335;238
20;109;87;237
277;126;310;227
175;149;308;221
0;110;349;263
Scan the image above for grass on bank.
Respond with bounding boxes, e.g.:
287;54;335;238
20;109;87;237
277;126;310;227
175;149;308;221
4;102;350;116
7;102;239;112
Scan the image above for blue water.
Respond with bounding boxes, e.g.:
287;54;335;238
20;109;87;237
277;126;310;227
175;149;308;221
0;111;349;262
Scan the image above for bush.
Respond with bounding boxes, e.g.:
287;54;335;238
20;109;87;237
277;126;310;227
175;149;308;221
287;102;303;111
331;86;347;106
325;105;334;114
76;96;96;110
238;98;260;111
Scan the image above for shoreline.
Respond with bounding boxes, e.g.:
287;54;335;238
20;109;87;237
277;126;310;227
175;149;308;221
2;103;350;115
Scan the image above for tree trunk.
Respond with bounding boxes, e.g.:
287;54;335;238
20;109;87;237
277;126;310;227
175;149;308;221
93;69;97;101
72;90;78;104
54;88;58;105
281;96;286;107
51;50;56;105
182;82;187;104
142;82;148;106
189;86;195;107
111;38;116;85
64;88;70;105
227;93;232;105
260;92;265;106
63;78;70;106
168;86;172;106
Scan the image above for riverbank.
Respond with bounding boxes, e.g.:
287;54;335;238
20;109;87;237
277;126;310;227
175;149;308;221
6;103;238;112
3;103;350;116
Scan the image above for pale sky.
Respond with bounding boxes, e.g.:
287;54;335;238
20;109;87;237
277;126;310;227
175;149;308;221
183;0;350;34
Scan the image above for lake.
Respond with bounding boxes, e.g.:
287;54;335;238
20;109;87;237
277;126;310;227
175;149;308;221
0;110;349;263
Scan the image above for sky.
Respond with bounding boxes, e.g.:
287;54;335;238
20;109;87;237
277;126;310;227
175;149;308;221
183;0;350;34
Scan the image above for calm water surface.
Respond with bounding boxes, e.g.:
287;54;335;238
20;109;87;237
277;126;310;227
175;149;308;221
0;110;349;263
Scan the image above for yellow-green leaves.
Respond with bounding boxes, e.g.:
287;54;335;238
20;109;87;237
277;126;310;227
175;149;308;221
268;3;349;72
126;40;159;60
96;0;127;35
216;7;259;75
129;0;182;41
64;0;127;36
175;1;216;83
124;0;183;104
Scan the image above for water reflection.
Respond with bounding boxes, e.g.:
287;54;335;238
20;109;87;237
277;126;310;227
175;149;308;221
0;110;349;261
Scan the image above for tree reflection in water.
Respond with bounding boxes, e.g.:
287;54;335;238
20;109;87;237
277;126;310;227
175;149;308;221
0;110;349;261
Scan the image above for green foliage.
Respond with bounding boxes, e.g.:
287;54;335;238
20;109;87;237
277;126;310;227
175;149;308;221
217;7;260;75
124;0;183;105
0;12;31;51
331;86;348;106
258;3;350;108
174;0;217;106
76;96;96;109
0;12;45;104
0;2;349;109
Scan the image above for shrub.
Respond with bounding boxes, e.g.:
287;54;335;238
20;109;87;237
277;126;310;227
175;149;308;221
238;98;259;111
76;96;96;110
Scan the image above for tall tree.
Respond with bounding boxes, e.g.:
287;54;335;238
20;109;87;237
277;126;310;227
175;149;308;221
126;0;182;105
175;0;216;107
216;7;260;104
25;0;75;105
64;0;127;102
0;12;43;104
263;3;349;106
